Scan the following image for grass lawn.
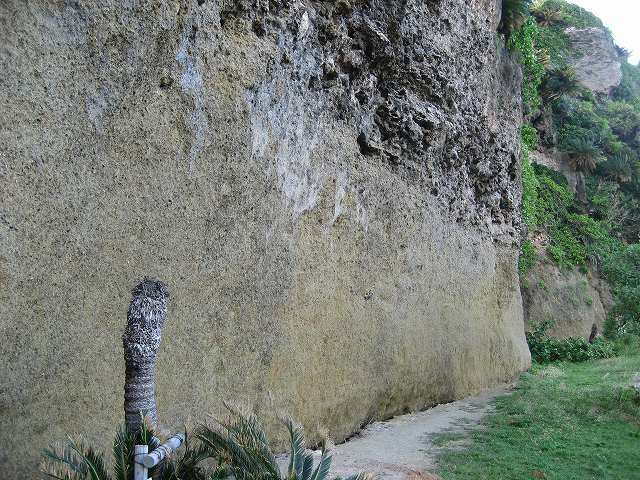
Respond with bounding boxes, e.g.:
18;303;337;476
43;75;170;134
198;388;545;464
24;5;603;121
434;338;640;480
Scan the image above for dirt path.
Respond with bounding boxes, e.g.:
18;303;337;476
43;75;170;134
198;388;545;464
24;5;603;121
327;385;514;479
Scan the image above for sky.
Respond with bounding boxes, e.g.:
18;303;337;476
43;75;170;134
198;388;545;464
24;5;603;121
567;0;640;65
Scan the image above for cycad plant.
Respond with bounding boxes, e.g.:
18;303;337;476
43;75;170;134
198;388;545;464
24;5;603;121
531;2;563;27
566;137;603;172
500;0;532;35
41;418;217;480
542;67;579;102
42;409;372;480
599;151;639;183
196;404;373;480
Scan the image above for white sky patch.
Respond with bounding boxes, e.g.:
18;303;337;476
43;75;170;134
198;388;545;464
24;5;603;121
567;0;640;64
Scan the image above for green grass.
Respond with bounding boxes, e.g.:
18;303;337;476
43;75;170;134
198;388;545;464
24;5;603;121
435;339;640;480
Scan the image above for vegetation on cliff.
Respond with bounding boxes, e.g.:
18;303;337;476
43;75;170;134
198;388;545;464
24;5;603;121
510;0;640;336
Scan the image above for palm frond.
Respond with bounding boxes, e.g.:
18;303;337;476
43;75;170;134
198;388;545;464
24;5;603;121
337;474;377;480
531;3;563;27
283;416;306;479
112;426;134;480
41;441;87;480
67;437;112;480
310;453;332;480
310;437;333;480
136;413;161;449
162;429;214;480
196;407;374;480
301;453;315;480
196;405;280;480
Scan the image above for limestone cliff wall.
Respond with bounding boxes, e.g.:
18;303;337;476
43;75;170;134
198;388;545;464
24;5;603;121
0;0;530;475
522;261;613;340
523;25;623;339
565;26;622;94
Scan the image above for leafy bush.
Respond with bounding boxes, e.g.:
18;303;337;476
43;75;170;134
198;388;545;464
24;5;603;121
598;150;639;183
530;2;563;27
602;243;640;333
587;179;630;229
521;125;539;150
527;320;616;363
508;17;545;109
534;167;574;227
521;148;541;228
613;63;640;107
547;225;586;267
605;101;640;142
519;239;538;274
555;98;616;152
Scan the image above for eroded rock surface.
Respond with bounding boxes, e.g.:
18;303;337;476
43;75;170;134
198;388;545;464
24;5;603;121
0;0;529;475
565;27;622;94
522;261;611;339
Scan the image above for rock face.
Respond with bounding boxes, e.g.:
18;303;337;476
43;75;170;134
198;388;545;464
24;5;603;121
565;27;623;93
0;0;530;475
522;261;612;339
529;149;579;193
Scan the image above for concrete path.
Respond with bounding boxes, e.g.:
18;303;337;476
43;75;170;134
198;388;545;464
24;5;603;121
326;385;513;479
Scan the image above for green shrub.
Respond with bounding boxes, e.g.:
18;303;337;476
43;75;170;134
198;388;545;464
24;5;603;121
534;168;574;227
602;243;640;332
508;17;545;109
519;240;538;274
605;101;640;142
521;150;541;228
527;320;616;363
532;24;570;68
521;125;539;150
613;63;640;107
598;150;639;183
555;98;616;152
548;225;586;267
541;66;580;101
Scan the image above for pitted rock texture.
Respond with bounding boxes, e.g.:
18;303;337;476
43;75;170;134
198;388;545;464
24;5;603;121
226;0;525;240
522;261;611;340
565;27;623;94
0;0;529;476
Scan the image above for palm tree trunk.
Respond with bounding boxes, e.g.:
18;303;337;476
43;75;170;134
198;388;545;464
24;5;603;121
122;278;169;435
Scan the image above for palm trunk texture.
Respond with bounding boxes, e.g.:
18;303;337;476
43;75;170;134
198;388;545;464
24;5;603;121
122;278;169;435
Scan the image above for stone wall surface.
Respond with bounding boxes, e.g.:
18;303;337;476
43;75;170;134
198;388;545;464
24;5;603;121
522;261;611;339
0;0;530;475
565;26;622;94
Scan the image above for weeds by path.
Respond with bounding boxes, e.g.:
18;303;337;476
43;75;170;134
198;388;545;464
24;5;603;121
434;337;640;480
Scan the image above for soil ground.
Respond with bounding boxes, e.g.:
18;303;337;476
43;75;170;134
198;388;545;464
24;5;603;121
326;386;514;479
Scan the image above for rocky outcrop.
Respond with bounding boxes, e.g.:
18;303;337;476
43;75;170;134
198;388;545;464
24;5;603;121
529;149;579;193
0;0;530;476
522;261;612;339
565;27;623;94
